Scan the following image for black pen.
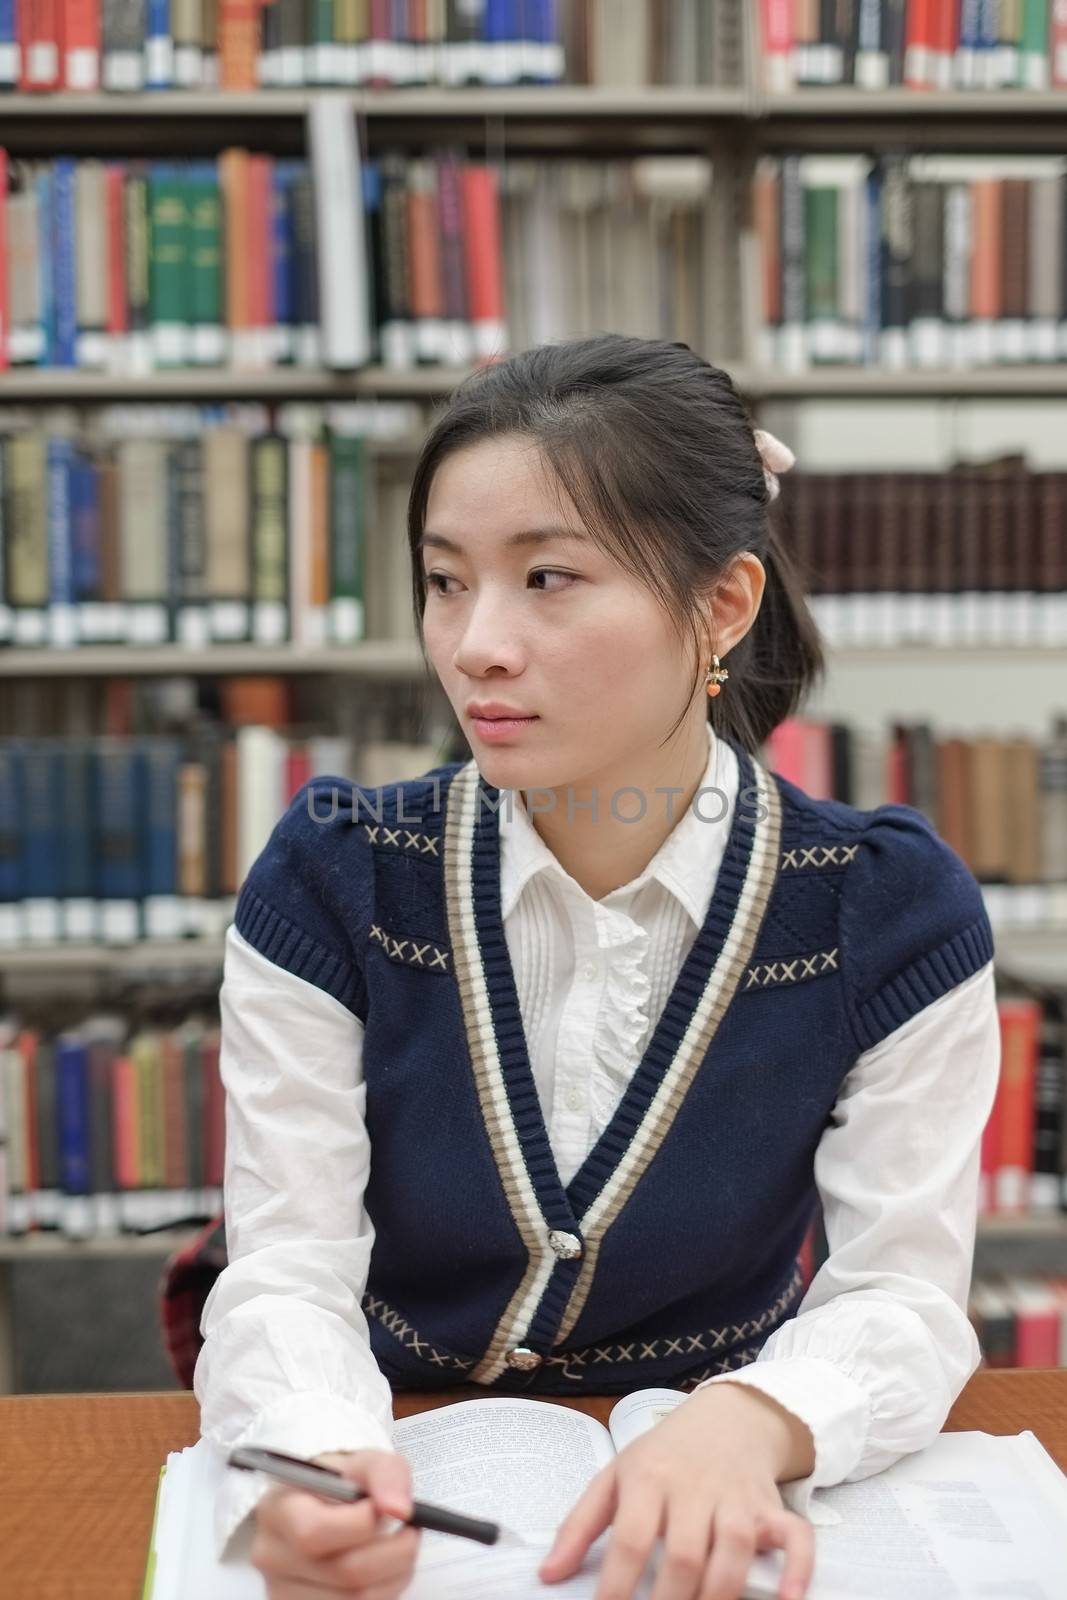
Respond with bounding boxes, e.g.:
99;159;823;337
228;1446;515;1547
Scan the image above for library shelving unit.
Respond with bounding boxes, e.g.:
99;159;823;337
2;2;1066;1372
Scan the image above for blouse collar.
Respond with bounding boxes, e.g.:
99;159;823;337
497;722;740;929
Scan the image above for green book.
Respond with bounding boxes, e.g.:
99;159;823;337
140;1464;167;1600
251;434;290;645
187;166;224;365
803;185;838;364
148;165;190;367
328;431;366;643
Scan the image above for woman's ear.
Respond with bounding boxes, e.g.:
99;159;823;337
705;553;767;658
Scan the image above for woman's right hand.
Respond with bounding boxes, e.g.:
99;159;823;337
250;1448;422;1598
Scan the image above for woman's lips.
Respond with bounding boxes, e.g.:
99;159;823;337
471;715;540;742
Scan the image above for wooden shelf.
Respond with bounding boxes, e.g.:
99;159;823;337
0;1229;202;1260
10;364;1067;404
0;641;427;676
0;1215;1061;1264
0;940;226;973
0;365;468;401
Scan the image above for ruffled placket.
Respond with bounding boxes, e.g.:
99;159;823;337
586;900;654;1132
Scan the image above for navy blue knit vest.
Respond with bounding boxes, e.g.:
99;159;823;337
232;735;993;1396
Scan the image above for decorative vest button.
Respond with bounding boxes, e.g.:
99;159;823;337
505;1346;543;1371
548;1230;583;1260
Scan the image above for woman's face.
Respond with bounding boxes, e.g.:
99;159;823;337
419;434;705;793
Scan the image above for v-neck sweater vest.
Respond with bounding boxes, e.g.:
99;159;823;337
232;735;994;1395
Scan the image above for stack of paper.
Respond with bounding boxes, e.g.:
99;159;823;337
143;1394;1067;1599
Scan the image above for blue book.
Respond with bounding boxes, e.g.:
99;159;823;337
35;168;55;366
272;162;300;355
71;456;101;602
51;159;78;368
56;1036;93;1196
93;740;145;906
976;0;999;86
0;0;18;87
46;435;77;646
142;737;180;895
62;740;96;938
519;0;558;83
485;0;519;82
0;741;23;916
22;741;64;943
146;0;173;87
864;167;883;367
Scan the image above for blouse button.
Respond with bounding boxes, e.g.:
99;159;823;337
548;1230;583;1260
505;1347;543;1371
580;959;599;981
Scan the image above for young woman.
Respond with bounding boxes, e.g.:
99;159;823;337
187;334;999;1600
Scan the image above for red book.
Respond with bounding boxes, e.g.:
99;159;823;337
61;0;98;87
1010;1279;1062;1368
1054;0;1067;88
764;718;807;788
0;149;7;371
286;742;312;802
106;163;128;340
759;0;792;92
461;164;507;363
247;153;272;350
202;1031;225;1190
17;0;60;88
903;0;936;88
995;998;1040;1214
112;1054;139;1192
885;727;909;804
979;1062;1001;1216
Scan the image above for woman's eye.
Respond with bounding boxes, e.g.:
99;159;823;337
529;569;576;592
423;572;455;596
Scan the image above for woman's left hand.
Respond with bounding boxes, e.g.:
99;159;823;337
537;1383;816;1600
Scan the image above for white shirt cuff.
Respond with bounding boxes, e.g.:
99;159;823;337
691;1355;873;1527
209;1391;396;1562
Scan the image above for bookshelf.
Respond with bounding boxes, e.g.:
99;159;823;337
2;4;1066;1382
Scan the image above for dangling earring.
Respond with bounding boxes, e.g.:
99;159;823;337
704;655;729;698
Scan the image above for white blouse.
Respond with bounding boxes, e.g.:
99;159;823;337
195;726;1001;1562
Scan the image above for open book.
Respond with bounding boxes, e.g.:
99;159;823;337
144;1390;1067;1599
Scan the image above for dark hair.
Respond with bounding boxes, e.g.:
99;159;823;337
406;332;825;754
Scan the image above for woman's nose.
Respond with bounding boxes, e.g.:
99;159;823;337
452;597;524;677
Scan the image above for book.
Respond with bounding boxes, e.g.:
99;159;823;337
142;1394;1067;1598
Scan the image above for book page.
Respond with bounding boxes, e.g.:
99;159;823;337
607;1387;689;1452
789;1431;1067;1600
395;1396;636;1597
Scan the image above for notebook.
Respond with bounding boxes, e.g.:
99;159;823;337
142;1390;1067;1599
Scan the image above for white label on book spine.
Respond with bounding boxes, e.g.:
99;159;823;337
0;904;22;946
62;899;98;942
76;329;108;369
24;899;61;943
209;601;249;641
330;597;364;643
12;609;47;646
65;46;99;89
100;900;140;943
191;324;226;365
0;43;19;83
145;895;183;941
252;601;288;646
0;604;11;642
62;1195;95;1239
27;40;58;80
33;1188;62;1227
103;49;144;91
49;603;79;649
127;604;169;644
92;1191;122;1236
173;45;202;86
177;606;211;649
152;323;187;367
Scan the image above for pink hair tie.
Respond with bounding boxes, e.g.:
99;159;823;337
753;428;796;502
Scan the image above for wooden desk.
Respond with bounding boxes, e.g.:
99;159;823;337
2;1371;1065;1600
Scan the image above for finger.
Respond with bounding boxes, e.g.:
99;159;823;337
259;1485;382;1560
538;1466;618;1582
698;1506;757;1600
760;1510;815;1600
251;1529;353;1592
650;1495;712;1600
321;1525;421;1591
593;1481;664;1600
253;1523;419;1592
358;1453;416;1520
